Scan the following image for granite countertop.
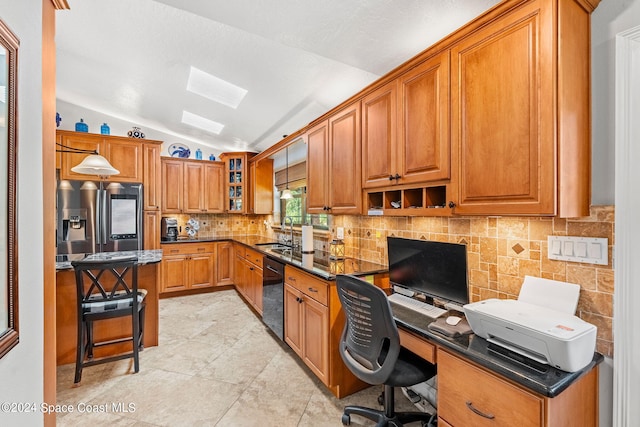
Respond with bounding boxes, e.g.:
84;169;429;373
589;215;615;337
160;235;277;246
390;302;603;398
55;249;163;271
260;248;386;280
233;236;386;280
161;235;387;280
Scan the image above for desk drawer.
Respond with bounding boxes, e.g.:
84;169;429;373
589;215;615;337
285;265;328;306
398;329;436;364
438;349;543;427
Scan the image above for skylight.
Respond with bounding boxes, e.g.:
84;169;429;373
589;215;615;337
181;111;224;135
187;66;247;109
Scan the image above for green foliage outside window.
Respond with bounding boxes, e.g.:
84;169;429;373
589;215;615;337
280;187;328;229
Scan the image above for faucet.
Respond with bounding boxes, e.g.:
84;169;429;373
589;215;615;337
284;216;294;247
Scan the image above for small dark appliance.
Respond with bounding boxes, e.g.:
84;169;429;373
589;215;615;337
161;217;178;241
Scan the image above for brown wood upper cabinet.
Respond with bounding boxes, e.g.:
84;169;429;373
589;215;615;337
161;158;225;214
248;158;274;215
58;130;159;183
219;152;257;214
307;102;362;214
449;0;593;216
143;142;162;211
362;51;451;189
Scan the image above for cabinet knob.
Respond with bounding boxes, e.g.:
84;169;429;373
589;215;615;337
308;287;318;293
394;173;401;180
448;201;456;209
389;175;395;181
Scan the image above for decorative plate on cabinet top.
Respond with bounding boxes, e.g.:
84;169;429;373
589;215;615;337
169;143;190;158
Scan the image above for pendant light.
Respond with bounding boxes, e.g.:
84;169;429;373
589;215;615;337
280;146;293;200
56;143;120;178
70;154;120;178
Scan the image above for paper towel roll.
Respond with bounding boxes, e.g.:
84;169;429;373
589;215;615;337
301;225;314;253
302;253;314;269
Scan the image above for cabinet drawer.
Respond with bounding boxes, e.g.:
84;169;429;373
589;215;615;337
161;242;215;256
398;329;436;364
245;248;263;268
438;349;543;427
284;265;328;306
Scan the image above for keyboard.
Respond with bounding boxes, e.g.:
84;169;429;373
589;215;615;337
388;293;447;319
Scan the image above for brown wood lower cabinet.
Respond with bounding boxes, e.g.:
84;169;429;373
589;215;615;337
216;241;234;286
284;281;329;385
160;242;216;294
437;349;599;427
233;244;263;314
283;265;368;398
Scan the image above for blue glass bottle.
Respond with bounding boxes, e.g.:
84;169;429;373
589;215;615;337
100;123;110;135
75;118;88;133
195;149;202;160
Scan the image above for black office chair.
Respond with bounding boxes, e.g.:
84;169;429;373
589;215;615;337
71;256;146;384
336;275;437;427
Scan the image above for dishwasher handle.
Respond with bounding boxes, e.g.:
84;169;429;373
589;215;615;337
265;264;280;274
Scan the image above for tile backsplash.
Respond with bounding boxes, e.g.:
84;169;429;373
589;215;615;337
172;206;615;357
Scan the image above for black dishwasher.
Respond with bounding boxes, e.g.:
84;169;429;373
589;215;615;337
262;256;285;340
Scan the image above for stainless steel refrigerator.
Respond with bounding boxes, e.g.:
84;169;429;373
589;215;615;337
56;179;143;255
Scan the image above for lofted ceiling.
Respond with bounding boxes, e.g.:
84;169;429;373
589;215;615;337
56;0;500;158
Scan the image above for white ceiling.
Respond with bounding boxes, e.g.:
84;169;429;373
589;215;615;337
56;0;500;157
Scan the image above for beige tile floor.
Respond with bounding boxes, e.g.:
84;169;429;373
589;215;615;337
56;290;430;426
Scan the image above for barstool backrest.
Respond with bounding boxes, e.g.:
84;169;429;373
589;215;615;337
71;257;141;315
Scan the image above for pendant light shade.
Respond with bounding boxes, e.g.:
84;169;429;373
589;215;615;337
280;146;293;200
70;154;120;177
280;188;293;200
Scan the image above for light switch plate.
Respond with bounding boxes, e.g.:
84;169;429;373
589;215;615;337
336;227;345;240
547;236;608;265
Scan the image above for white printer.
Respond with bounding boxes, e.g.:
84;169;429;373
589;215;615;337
463;276;597;372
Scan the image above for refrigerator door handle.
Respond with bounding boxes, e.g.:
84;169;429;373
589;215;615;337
95;189;101;245
97;188;108;246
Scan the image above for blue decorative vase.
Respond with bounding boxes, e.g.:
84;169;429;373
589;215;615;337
56;112;62;128
195;149;202;160
100;123;110;135
75;118;88;133
209;154;216;161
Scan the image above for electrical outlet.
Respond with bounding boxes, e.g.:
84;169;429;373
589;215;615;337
337;227;345;240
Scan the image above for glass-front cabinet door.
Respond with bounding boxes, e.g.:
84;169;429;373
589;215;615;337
219;152;256;213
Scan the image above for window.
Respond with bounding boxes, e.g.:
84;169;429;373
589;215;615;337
279;187;329;230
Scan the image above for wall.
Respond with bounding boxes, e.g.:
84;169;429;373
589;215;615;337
0;1;46;426
56;99;222;161
591;0;640;205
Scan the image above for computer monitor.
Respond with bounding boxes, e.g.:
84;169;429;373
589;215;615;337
387;237;469;308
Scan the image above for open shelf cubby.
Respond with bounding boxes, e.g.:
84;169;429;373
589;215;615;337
366;185;452;216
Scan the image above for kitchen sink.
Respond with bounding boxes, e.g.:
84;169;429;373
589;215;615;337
269;246;295;255
257;243;293;251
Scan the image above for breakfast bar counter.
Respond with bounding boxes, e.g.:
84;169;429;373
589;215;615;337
55;250;162;365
